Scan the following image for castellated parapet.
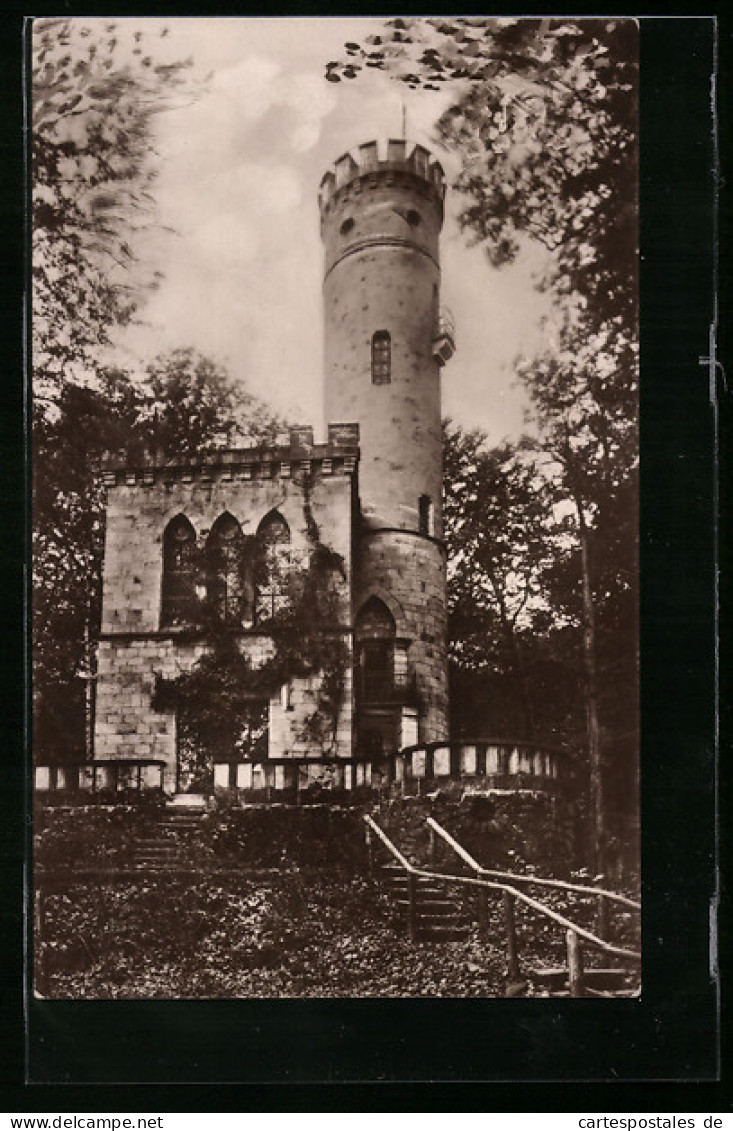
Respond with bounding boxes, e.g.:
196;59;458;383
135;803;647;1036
318;138;446;225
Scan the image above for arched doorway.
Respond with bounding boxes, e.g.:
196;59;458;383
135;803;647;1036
354;597;398;758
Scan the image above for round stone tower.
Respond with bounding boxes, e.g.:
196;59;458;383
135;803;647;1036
319;139;455;748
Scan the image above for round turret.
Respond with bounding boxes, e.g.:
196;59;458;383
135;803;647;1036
320;138;451;746
320;138;451;536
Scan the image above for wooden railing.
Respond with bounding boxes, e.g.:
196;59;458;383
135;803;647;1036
364;815;641;996
426;816;640;940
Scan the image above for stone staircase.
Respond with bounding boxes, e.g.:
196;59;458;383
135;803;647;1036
380;862;471;942
529;965;640;998
132;795;207;869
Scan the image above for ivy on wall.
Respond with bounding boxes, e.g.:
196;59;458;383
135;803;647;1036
152;482;350;762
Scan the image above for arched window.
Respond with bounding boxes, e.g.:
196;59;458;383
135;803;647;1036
205;513;246;624
161;515;197;627
371;330;391;385
354;597;395;703
418;494;434;536
255;510;291;623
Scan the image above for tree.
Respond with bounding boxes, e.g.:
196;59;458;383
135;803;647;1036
443;423;558;740
327;18;639;870
33;351;286;762
326;18;637;340
516;321;638;870
32;17;194;411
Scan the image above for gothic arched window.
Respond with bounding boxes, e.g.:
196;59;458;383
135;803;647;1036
255;510;291;623
371;330;391;385
205;513;247;624
161;515;198;628
354;597;396;703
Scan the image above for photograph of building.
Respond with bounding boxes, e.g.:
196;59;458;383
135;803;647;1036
32;17;640;1001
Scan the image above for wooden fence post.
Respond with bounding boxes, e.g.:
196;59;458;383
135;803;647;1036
477;888;489;940
407;872;419;942
365;826;373;875
567;928;585;997
503;889;520;980
596;893;609;941
34;884;46;997
428;825;436;867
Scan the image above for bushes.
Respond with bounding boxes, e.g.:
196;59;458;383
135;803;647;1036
37;873;507;998
203;804;366;869
35;802;164;869
377;791;579;877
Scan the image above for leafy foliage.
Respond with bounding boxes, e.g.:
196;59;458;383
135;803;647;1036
36;795;638;998
33;351;285;763
326;18;639;866
32;17;195;410
326;17;637;337
35;803;164;869
444;423;565;739
152;488;349;774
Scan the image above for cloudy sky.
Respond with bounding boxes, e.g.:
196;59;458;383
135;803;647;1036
112;18;554;441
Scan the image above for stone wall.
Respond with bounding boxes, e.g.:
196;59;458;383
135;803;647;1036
355;529;448;743
94;635;354;793
377;792;579;876
99;451;354;636
94;440;356;789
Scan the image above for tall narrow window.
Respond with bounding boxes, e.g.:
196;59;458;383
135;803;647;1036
255;510;291;623
235;701;269;760
206;513;246;624
418;494;434;536
354;597;395;703
371;330;391;384
161;515;197;627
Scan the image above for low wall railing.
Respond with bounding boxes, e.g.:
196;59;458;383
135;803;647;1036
34;759;166;796
214;740;565;795
34;740;566;800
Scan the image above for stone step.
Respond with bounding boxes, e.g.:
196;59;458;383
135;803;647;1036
419;924;471;942
393;898;458;912
531;966;634;991
384;876;447;892
166;794;208;813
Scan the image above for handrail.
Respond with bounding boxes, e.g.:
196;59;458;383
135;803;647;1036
365;815;640;963
363;814;414;872
426;817;640;911
409;866;640;961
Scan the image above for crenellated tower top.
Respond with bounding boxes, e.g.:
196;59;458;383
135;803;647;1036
318;138;446;227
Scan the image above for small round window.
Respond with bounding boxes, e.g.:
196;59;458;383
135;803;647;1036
340;217;355;236
406;210;421;227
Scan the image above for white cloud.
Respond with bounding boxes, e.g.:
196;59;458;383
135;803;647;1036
230;163;302;214
210;55;282;122
190;214;260;268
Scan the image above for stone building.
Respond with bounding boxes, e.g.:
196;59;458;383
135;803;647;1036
91;138;457;796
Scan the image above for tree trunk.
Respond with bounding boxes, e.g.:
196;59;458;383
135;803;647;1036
576;503;604;874
492;579;535;740
504;621;535;740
